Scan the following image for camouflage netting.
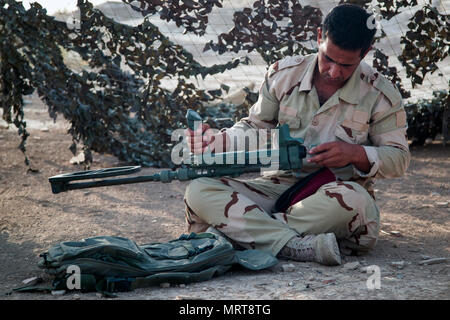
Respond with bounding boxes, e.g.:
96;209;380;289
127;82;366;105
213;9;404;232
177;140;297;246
0;0;448;168
0;0;246;167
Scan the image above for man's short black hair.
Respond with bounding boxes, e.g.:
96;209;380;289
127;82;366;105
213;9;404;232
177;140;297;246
322;4;376;55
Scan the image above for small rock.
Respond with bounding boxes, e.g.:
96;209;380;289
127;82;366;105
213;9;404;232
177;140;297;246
176;295;204;300
70;152;85;164
202;286;209;291
288;281;294;286
72;294;80;300
430;192;440;197
383;276;400;282
51;290;66;296
390;261;406;269
41;127;49;132
281;263;296;272
343;261;360;270
22;276;39;285
418;258;449;265
179;284;186;288
359;266;369;273
160;282;170;288
390;231;402;237
322;278;336;285
435;201;449;208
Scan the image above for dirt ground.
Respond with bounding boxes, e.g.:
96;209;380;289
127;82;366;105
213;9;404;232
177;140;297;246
0;94;449;301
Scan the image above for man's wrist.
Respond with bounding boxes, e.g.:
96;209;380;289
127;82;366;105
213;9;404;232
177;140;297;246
351;144;371;173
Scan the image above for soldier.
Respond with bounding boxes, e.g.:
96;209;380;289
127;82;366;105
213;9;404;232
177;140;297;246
184;4;410;266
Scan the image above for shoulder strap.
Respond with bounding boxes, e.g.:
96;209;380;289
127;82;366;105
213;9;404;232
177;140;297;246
268;55;305;77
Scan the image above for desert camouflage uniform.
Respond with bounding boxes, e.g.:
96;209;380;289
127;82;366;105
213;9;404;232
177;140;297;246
184;53;410;256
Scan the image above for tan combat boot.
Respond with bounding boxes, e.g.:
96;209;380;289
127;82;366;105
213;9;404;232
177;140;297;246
278;233;342;266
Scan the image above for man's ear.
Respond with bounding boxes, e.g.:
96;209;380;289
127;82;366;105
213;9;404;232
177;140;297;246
317;27;323;45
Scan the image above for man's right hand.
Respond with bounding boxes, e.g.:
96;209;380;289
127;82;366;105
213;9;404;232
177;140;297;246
185;124;229;155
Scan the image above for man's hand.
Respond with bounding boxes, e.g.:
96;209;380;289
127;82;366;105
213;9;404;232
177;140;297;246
308;141;371;173
185;124;228;155
185;123;213;155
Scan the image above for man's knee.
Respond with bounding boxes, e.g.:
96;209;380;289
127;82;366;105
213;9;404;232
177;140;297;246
185;177;217;207
184;177;233;223
286;181;378;238
320;181;377;218
184;178;219;232
320;181;379;248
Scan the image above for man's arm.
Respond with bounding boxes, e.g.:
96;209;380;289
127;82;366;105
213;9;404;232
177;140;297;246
185;76;279;154
308;68;411;180
187;56;310;154
308;142;371;173
310;88;410;179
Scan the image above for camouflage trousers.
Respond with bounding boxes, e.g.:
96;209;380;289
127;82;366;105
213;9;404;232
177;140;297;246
184;175;380;256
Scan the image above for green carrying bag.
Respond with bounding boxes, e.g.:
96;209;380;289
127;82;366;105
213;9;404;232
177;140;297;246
16;232;278;296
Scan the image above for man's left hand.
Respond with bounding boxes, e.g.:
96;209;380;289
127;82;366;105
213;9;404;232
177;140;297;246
308;141;370;172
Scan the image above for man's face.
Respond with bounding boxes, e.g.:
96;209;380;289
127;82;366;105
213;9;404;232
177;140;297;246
316;28;369;86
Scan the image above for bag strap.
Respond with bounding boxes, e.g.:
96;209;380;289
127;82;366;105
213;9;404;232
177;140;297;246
147;232;218;260
273;167;328;213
